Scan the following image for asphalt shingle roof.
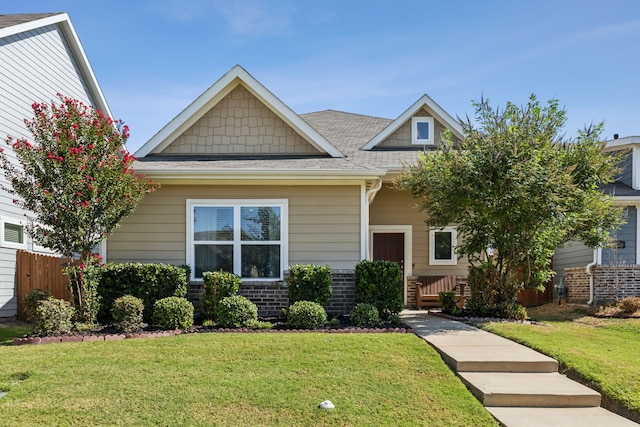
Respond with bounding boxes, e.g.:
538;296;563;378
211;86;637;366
0;13;60;30
135;109;426;174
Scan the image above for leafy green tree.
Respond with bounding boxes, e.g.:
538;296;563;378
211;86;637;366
0;94;159;321
398;95;623;317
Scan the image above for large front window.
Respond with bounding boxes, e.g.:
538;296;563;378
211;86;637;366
188;200;287;280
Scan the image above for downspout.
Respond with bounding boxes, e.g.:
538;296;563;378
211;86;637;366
586;247;601;305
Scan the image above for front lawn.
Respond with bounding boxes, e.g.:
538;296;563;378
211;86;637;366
0;332;498;426
482;304;640;418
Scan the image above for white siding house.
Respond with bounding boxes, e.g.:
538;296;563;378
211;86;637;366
0;13;111;317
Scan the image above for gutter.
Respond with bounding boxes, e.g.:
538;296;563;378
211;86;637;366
585;247;601;305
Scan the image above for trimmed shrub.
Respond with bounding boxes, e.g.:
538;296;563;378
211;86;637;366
152;297;194;330
111;295;145;333
619;296;640;314
200;270;241;320
355;260;403;319
24;289;52;322
92;263;189;322
217;295;258;328
501;303;528;320
34;298;75;336
438;291;461;315
286;301;327;329
287;264;332;306
350;303;380;327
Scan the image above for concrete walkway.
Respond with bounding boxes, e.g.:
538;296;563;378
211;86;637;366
401;310;639;427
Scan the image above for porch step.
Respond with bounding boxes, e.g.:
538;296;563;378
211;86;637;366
486;407;640;427
458;372;602;408
423;326;558;372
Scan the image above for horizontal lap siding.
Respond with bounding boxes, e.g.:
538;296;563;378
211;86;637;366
369;185;469;276
0;23;97;317
552;241;593;286
107;185;362;269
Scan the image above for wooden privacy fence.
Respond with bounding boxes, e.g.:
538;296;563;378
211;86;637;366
15;250;76;320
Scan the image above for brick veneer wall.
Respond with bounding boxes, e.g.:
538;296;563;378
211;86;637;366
187;270;358;318
563;265;640;304
594;265;640;302
563;266;591;303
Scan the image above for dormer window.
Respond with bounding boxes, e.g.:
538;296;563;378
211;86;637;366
411;117;435;145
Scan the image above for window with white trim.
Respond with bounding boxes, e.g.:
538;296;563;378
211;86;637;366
1;217;27;250
187;200;288;280
411;116;435;145
429;226;457;265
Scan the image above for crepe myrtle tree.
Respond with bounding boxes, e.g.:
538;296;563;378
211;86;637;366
397;95;623;318
0;94;159;321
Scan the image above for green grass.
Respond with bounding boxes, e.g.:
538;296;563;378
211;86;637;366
0;332;498;426
482;306;640;416
0;323;34;346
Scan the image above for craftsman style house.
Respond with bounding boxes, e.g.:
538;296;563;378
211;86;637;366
105;65;469;315
0;13;111;317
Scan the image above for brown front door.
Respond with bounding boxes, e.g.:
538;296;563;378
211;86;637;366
373;233;405;274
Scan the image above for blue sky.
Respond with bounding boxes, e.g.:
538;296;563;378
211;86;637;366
5;0;640;152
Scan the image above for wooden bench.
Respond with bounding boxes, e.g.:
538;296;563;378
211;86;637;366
415;275;466;309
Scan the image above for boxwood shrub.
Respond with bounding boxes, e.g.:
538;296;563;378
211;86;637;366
111;295;145;333
350;303;380;327
287;264;332;306
355;260;403;319
200;270;241;320
286;300;327;329
24;289;52;322
217;295;258;328
152;296;194;330
90;263;189;322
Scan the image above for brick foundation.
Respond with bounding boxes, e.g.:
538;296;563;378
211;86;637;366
563;267;591;303
563;265;640;304
187;270;358;318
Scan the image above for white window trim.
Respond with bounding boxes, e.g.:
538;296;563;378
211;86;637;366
429;226;457;265
186;199;288;281
411;116;435;145
1;216;27;250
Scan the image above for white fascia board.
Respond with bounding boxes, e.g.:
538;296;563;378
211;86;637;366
135;168;385;181
135;65;344;158
0;13;112;118
613;196;640;204
604;136;640;151
362;94;464;150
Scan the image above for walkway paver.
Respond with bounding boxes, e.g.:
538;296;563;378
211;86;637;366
401;310;639;427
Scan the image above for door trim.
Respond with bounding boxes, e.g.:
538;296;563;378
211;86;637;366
370;225;412;304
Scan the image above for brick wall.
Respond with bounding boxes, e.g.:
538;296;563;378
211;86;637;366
187;270;358;318
563;265;640;304
563;266;591;303
594;265;640;303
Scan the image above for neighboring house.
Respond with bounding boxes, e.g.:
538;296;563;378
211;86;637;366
0;13;111;317
553;135;640;304
106;65;469;316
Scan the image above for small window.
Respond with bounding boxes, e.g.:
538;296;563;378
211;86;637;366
1;218;26;249
429;226;457;265
412;116;435;145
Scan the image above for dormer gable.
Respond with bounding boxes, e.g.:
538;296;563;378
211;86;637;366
135;65;344;158
361;94;463;150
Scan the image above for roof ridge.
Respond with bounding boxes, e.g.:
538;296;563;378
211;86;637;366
301;109;391;121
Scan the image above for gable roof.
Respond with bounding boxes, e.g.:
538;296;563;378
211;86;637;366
0;12;111;117
361;94;464;150
135;65;345;158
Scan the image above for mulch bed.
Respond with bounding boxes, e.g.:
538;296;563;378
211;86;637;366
11;318;411;346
